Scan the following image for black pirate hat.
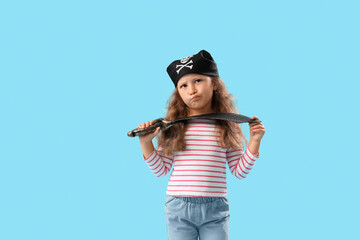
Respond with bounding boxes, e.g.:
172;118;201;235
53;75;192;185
166;50;219;87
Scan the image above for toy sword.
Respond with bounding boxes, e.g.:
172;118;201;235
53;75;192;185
127;112;261;137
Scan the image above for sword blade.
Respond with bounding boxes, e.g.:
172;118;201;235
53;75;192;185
172;113;261;124
127;113;261;137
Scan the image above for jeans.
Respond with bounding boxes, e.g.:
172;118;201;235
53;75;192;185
164;195;230;240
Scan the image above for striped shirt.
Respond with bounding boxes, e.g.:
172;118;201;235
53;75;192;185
143;118;260;197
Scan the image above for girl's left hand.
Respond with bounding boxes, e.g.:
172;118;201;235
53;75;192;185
249;116;265;142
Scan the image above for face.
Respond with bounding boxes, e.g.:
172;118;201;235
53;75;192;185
177;74;215;116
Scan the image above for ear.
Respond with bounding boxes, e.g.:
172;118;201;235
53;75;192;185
211;80;217;91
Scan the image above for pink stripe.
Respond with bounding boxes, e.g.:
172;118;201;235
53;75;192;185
148;157;160;168
167;194;224;197
183;149;226;154
187;126;217;129
245;150;257;161
241;157;252;170
227;149;239;154
229;165;236;171
232;167;245;178
169;179;226;184
158;166;170;177
174;169;226;174
160;163;172;176
168;192;226;197
236;166;247;178
159;154;172;161
174;164;226;169
242;156;254;166
185;134;220;137
185;139;219;142
227;153;242;159
237;161;249;175
158;170;166;177
154;165;165;175
187;144;220;147
151;162;163;173
175;154;226;159
171;175;226;179
167;189;225;193
186;129;220;133
144;150;156;161
175;159;225;164
168;185;226;189
228;158;239;165
185;138;219;143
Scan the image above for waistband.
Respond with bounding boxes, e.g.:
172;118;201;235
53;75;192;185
167;195;227;204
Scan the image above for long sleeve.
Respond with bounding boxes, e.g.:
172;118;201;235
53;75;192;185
226;148;259;180
143;145;174;177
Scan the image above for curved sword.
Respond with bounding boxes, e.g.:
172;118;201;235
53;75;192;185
127;113;261;137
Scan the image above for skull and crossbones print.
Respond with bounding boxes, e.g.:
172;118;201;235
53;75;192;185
176;55;193;74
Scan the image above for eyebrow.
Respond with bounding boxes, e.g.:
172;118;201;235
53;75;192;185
178;77;203;85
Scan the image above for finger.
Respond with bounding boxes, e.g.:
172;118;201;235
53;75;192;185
145;121;150;128
251;124;263;129
250;128;265;134
250;126;264;131
250;125;265;130
154;127;161;135
150;120;155;125
249;123;261;128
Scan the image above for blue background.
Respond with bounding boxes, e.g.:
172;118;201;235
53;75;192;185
1;0;359;239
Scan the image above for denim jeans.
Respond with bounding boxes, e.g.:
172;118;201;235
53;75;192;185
164;195;230;240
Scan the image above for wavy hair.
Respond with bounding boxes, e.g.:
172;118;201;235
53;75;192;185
156;76;248;157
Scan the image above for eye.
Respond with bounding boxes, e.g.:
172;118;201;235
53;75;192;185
195;79;202;83
179;84;187;89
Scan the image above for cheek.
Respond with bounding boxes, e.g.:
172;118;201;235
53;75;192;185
206;90;214;100
178;92;185;100
178;92;188;104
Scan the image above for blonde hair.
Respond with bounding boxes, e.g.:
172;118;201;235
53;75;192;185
157;76;248;157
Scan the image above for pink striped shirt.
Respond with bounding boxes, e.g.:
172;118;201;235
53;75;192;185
143;118;260;197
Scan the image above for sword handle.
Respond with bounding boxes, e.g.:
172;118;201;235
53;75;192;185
127;119;163;137
249;119;262;123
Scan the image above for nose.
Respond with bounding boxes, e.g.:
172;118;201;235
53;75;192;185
189;84;197;95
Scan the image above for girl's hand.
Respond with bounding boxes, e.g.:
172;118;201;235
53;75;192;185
249;116;265;142
138;120;161;144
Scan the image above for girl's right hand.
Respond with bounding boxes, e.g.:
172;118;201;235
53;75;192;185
138;120;161;144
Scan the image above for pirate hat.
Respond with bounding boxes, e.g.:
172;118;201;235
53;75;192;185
166;50;219;87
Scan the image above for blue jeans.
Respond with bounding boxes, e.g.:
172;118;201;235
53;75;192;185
164;195;230;240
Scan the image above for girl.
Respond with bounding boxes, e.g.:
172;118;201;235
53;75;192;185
137;50;265;240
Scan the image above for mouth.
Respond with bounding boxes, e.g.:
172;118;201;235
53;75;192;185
191;96;200;101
